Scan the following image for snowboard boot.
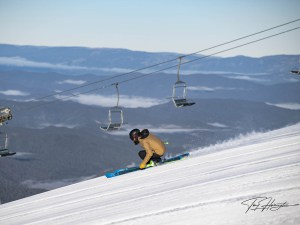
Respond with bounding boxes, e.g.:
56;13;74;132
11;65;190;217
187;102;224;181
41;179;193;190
146;160;155;168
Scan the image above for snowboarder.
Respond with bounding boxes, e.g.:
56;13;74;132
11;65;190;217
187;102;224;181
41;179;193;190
129;129;166;169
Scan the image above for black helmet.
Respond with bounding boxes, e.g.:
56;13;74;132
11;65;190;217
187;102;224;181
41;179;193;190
129;129;140;145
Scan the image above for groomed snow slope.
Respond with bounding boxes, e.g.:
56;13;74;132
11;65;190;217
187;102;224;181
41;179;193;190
1;124;300;225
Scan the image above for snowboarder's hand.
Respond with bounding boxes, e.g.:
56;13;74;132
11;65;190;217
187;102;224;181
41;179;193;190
139;163;146;170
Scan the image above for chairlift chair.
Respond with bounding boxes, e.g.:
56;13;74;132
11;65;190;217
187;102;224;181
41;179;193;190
290;67;300;75
171;57;195;108
0;107;13;125
290;57;300;75
100;83;125;131
100;106;124;131
0;132;15;157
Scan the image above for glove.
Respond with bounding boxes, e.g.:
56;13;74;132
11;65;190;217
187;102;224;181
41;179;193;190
139;163;146;170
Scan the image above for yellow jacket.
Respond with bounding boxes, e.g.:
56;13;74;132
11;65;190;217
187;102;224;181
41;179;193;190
138;133;166;166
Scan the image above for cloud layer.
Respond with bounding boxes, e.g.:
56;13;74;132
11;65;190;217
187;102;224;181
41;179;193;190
227;75;267;82
57;80;87;85
108;124;212;136
0;89;29;96
266;102;300;110
0;56;132;74
188;86;238;92
57;94;168;108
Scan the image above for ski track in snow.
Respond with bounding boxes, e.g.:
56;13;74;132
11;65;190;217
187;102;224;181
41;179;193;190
0;124;300;225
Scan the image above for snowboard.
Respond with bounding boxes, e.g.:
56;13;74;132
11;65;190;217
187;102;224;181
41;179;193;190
105;152;189;178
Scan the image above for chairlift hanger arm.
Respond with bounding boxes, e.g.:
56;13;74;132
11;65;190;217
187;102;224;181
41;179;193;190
176;56;184;82
112;83;120;108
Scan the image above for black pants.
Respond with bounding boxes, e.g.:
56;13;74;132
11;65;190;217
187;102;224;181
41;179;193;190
138;150;162;164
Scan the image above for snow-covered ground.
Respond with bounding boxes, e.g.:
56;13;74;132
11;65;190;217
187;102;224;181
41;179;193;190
1;124;300;225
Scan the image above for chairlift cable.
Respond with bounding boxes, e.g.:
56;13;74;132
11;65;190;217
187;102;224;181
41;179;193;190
17;26;300;112
184;18;300;58
115;26;300;86
181;26;300;68
14;24;300;112
29;18;300;102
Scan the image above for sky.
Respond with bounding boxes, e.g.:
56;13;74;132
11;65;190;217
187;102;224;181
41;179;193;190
0;0;299;57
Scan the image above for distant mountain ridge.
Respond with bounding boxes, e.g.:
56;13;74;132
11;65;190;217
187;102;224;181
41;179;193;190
0;44;299;75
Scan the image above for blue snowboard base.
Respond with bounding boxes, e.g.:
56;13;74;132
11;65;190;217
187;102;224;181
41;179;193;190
105;152;189;178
